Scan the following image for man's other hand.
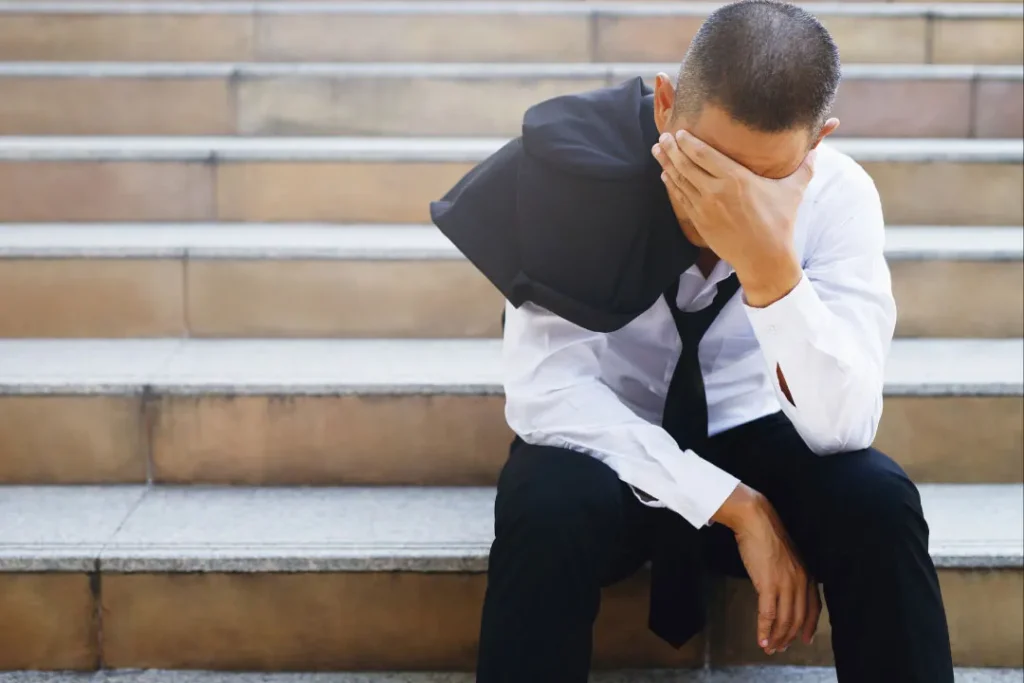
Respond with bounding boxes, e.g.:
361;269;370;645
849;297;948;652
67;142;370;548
712;483;821;655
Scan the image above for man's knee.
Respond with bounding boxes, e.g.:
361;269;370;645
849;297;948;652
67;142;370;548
493;442;625;557
820;448;927;545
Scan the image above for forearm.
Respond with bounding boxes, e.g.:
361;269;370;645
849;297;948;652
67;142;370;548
504;301;741;528
743;274;890;453
506;382;740;528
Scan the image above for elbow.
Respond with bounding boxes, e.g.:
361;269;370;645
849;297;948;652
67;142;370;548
804;387;883;456
808;423;877;456
503;383;576;447
504;403;554;449
504;393;539;443
789;365;883;455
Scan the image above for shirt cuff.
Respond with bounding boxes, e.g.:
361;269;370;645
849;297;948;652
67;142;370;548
743;273;830;356
661;449;742;528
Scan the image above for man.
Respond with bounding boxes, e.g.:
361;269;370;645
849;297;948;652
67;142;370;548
472;1;955;681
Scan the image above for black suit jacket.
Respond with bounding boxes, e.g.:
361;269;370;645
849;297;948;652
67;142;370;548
430;78;699;333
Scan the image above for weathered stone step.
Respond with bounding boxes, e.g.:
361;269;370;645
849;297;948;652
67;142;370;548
0;2;1020;64
0;224;1020;338
1;673;1023;683
0;137;1019;225
0;338;1019;485
2;672;1024;683
0;484;1020;670
0;62;1020;138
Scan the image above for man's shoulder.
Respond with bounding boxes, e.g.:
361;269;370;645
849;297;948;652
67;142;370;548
796;143;887;259
807;142;879;208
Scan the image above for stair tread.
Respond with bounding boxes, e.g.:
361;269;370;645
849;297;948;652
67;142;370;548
0;0;1020;17
0;483;1020;572
0;669;1022;683
0;224;1021;261
0;338;1020;396
0;136;1018;162
0;61;1020;80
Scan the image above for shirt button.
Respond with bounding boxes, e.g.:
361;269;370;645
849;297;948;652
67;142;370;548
767;324;778;334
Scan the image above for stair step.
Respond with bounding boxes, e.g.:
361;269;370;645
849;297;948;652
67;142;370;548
0;135;1019;162
0;137;1019;225
0;484;1020;670
1;338;1018;396
3;62;1020;79
0;338;1019;486
0;62;1019;138
2;223;1020;259
3;484;1020;571
0;224;1020;339
0;2;1019;64
0;671;1023;683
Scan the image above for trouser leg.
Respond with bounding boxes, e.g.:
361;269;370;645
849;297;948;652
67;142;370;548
802;450;952;683
476;440;658;683
704;414;954;683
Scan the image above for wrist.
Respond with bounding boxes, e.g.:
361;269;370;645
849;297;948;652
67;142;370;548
736;246;802;308
711;483;765;532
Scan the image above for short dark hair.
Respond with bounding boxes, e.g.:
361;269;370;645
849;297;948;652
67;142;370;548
674;0;841;132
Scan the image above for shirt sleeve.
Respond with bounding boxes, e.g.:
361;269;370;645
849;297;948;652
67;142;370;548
501;300;740;529
743;170;897;455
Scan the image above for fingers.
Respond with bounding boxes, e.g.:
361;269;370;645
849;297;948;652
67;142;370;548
660;169;700;211
652;142;690;196
757;587;777;653
652;134;714;194
662;134;709;190
769;576;819;655
662;173;703;231
652;144;701;217
764;571;812;655
675;128;735;178
802;581;822;645
769;579;795;654
783;575;808;651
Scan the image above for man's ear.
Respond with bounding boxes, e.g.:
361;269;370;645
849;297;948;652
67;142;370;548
653;73;676;133
812;117;840;148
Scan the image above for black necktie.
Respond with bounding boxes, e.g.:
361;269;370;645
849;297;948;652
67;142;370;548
649;271;741;648
661;273;741;449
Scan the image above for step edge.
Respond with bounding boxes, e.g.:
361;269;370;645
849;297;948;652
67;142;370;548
0;1;1019;18
0;225;1020;261
0;339;1019;397
0;136;1019;164
0;62;1019;81
0;668;1022;682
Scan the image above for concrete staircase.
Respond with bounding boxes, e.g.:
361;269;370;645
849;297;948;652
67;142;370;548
0;0;1020;680
0;484;1021;672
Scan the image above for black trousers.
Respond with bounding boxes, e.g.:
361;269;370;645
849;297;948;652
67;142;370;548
476;412;954;682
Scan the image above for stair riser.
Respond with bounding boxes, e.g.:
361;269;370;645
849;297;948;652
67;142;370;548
0;258;1020;339
1;73;1020;139
0;159;1020;225
707;572;1023;668
0;11;1020;65
0;394;1020;485
0;574;98;671
1;569;1018;670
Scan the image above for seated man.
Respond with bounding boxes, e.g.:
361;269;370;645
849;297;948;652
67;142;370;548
475;1;953;681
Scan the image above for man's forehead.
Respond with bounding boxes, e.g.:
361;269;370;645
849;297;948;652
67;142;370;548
680;105;811;179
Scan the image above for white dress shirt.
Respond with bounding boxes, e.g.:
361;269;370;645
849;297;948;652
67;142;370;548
502;142;898;530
